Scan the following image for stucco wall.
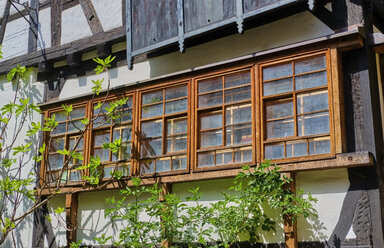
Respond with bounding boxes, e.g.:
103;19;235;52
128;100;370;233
0;69;45;248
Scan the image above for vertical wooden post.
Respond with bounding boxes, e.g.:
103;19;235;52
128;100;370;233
65;193;79;245
283;172;298;248
159;183;172;248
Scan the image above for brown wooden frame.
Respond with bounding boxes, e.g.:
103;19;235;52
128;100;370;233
40;48;346;188
259;49;337;164
137;80;191;177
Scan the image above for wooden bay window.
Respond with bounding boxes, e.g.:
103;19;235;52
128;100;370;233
260;51;334;161
195;69;254;169
139;83;190;174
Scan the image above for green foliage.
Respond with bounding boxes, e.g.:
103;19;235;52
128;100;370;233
92;78;104;95
54;207;64;214
69;240;83;248
7;65;27;82
79;156;102;185
103;161;317;247
103;138;122;153
92;55;116;74
62;104;73;115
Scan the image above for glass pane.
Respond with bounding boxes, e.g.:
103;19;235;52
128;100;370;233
224;71;251;88
172;156;187;170
48;153;64;170
198;77;222;93
263;63;292;81
198;91;223;107
266;118;294;139
68;120;85;132
198;152;215;167
263;78;293;96
94;148;109;162
295;56;326;74
68;151;83;166
224;86;251;103
156;158;171;172
113;126;132;142
141;138;162;157
141;120;162;138
93;115;111;128
234;147;252;163
265;143;285;159
142;90;163;105
226;104;251;125
50;137;65;152
286;140;307;158
112;142;132;161
142;103;163;118
167;135;187;153
298;112;329;136
70;107;85;119
52;122;66;135
216;150;233;165
94;132;110;147
200;130;223;148
309;137;331;155
54;111;67;122
226;124;252;145
165;85;188;100
94;102;110;115
115;110;133;123
295;71;327;90
165;98;188;114
69;171;81;181
266;100;293;120
141;160;155;174
297;91;328;114
200;113;222;130
167;117;187;135
69;136;84;150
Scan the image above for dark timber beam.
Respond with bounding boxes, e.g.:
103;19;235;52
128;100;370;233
51;0;62;46
66;52;81;67
79;0;103;34
28;0;39;53
96;43;111;58
65;193;79;245
0;0;11;44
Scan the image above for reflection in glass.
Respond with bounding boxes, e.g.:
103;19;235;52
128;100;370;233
263;78;293;96
263;63;292;81
141;120;162;138
265;143;284;159
224;86;251;103
198;77;222;93
200;130;223;148
286;141;307;158
309;137;330;155
172;156;187;170
297;91;328;114
200;113;222;129
141;160;155;174
226;104;251;124
295;56;325;74
226;124;252;145
165;98;188;114
156;158;171;172
198;152;215;167
266;100;293;119
298;112;329;136
141;138;162;157
165;85;187;100
198;91;223;107
142;91;163;105
267;118;294;139
142;103;163;118
295;71;327;90
224;71;251;88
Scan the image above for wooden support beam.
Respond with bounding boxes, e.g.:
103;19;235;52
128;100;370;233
51;0;62;46
65;193;79;245
28;0;39;53
66;52;81;67
96;43;111;58
0;0;11;44
283;172;297;248
79;0;103;34
38;152;374;196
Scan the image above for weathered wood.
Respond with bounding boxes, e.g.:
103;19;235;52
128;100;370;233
62;0;80;10
0;0;11;44
243;0;280;13
65;193;78;245
38;152;373;195
283;172;297;248
96;43;111;58
183;0;235;32
66;52;81;67
51;0;62;46
79;0;103;34
28;0;39;53
131;0;178;51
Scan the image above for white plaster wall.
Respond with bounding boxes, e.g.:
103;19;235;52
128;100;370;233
61;5;92;45
9;0;28;16
296;168;352;242
0;69;45;248
37;7;51;50
2;17;29;60
46;195;67;248
59;11;333;99
92;0;122;31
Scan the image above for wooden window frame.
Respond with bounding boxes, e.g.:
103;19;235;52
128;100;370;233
259;50;337;164
137;80;191;177
42;101;90;187
40;48;346;188
193;66;257;172
90;92;136;179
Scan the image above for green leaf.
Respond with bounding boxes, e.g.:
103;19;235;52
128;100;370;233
57;149;70;155
62;104;73;115
54;207;64;214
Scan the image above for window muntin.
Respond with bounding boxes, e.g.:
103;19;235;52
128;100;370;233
92;96;133;178
47;106;86;183
262;54;331;160
196;70;253;168
139;84;189;174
